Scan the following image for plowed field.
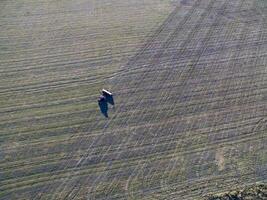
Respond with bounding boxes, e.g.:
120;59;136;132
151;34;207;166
0;0;266;199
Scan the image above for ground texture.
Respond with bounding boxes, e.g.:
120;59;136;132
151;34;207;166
206;183;267;200
0;0;267;199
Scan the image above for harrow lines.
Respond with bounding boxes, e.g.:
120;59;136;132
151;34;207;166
0;56;117;77
0;39;140;59
114;1;231;102
56;5;222;195
0;72;112;94
165;39;267;60
9;118;258;167
121;153;265;199
47;0;208;196
58;108;264;197
2;10;164;30
113;0;234;180
113;54;267;81
150;0;232;119
1;35;148;60
1;0;266;198
0;50;133;75
105;95;264;130
145;172;262;200
87;121;266;173
3;76;264;125
86;133;266;198
0;85;101;108
1;126;266;198
93;8;266;191
2;128;265;198
0;94;94;114
0;42;143;73
0;79;106;97
1;94;261;142
111;0;204;79
0;114;103;141
181;76;266;95
0;39;147;63
0;17;160;41
1;111;261;170
111;0;217;130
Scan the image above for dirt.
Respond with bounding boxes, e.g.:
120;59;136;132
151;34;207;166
0;0;266;199
215;148;225;171
206;183;267;200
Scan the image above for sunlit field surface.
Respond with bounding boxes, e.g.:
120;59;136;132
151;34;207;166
0;0;266;199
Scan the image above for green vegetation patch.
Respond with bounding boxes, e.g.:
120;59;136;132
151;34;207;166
206;183;267;200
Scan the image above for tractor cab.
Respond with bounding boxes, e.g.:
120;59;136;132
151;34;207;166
102;89;112;97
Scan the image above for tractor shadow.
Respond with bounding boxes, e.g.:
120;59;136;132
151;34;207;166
98;100;108;118
98;95;115;118
105;95;114;106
